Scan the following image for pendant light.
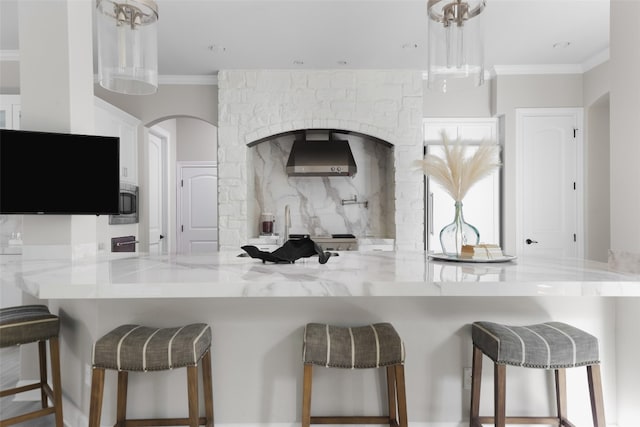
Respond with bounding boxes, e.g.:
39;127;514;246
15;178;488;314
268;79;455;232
427;0;486;92
96;0;159;95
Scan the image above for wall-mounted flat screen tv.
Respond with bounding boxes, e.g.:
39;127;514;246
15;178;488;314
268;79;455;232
0;128;120;215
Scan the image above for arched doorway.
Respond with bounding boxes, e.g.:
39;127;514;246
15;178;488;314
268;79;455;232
146;116;218;254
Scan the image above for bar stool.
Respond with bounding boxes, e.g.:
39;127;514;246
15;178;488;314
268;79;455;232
470;321;606;427
88;323;214;427
302;322;407;427
0;305;64;427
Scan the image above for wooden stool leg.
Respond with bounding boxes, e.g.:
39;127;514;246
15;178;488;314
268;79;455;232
470;345;483;427
587;365;606;427
49;337;64;427
301;364;313;427
201;350;214;427
494;363;506;427
187;365;199;427
38;340;48;408
386;365;397;426
116;371;128;426
394;364;408;427
88;368;105;427
555;368;567;423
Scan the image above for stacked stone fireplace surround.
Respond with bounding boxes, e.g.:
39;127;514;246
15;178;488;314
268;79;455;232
217;70;424;251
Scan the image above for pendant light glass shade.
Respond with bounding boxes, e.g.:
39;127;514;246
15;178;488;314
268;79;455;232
96;0;159;95
427;0;486;92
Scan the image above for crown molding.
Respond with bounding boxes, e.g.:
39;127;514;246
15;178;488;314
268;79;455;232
420;70;495;81
91;74;218;86
491;64;584;76
581;48;609;72
158;75;218;85
4;48;608;82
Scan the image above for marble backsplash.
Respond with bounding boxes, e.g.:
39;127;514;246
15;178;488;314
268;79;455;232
251;133;395;239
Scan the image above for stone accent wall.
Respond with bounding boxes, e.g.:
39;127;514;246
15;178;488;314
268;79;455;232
217;70;424;250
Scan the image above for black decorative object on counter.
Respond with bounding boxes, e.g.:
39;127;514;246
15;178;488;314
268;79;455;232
241;236;332;264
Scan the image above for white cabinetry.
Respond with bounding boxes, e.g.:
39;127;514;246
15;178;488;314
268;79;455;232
0;95;23;256
94;98;140;184
424;118;501;252
0;95;21;129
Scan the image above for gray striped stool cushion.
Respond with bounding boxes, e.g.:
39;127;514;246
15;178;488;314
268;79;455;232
0;305;60;347
92;323;211;371
303;323;405;369
472;321;600;369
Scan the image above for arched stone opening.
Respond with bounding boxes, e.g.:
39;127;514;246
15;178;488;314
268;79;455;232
217;70;424;250
246;128;395;240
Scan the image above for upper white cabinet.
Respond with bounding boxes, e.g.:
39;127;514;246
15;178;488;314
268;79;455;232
1;96;140;184
0;95;21;129
94;97;140;185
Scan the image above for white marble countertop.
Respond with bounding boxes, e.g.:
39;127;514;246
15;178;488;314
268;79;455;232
3;251;640;299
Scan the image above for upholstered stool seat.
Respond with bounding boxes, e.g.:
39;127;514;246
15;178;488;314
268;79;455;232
89;323;214;427
0;305;64;426
470;321;605;427
302;323;407;427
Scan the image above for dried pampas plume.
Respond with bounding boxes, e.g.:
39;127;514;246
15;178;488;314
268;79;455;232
416;131;501;201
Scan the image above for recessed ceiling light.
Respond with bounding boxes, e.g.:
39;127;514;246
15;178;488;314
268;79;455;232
553;41;571;49
208;44;226;53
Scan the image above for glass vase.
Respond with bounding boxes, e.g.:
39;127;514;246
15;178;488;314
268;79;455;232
439;201;480;257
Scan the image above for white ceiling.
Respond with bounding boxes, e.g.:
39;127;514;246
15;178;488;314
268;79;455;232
0;0;610;79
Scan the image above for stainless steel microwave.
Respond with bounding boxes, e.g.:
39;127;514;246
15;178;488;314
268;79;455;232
109;183;138;224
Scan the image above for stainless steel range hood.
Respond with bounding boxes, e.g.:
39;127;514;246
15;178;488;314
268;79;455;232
286;139;357;177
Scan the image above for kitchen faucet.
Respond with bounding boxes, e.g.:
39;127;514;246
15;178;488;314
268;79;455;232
284;204;291;242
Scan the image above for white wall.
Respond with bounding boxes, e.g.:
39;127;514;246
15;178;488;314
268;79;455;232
17;1;99;261
610;1;640;425
583;61;611;262
609;2;640;254
585;96;610;262
176;117;217;162
584;61;610;108
423;77;492;117
94;84;218;127
493;74;584;254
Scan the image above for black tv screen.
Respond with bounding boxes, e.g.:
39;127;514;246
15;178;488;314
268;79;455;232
0;128;120;215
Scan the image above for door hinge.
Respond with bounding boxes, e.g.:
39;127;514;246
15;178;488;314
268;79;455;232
181;179;184;187
573;128;578;138
573;233;577;242
181;225;184;232
573;182;576;190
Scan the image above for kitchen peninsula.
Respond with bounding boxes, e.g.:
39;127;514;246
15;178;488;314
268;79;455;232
10;251;640;299
5;252;640;426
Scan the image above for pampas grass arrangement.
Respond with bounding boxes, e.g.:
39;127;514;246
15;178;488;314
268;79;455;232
417;131;501;201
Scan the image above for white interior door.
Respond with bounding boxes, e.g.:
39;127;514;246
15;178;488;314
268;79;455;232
516;108;583;258
178;163;218;253
148;131;167;254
